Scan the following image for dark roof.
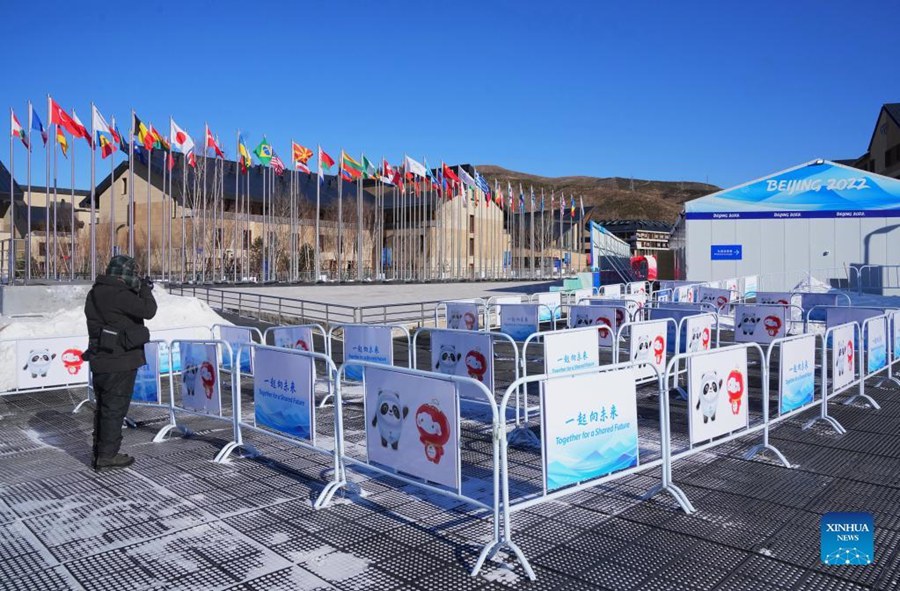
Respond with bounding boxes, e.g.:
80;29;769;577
594;219;673;233
866;103;900;151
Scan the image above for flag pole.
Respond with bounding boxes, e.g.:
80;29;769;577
109;117;116;261
128;110;135;258
8;109;14;284
314;146;321;283
52;121;58;280
338;149;343;281
234;132;239;283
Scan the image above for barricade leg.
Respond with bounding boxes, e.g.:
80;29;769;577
72;386;94;414
802;395;846;434
649;385;695;514
841;378;881;410
743;426;791;468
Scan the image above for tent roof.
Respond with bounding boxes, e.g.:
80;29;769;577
683;159;900;220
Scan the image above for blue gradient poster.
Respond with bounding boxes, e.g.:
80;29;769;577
542;368;639;491
500;304;539;342
894;312;900;364
779;336;816;414
219;325;253;373
254;348;315;441
132;342;160;403
867;317;887;374
344;326;393;381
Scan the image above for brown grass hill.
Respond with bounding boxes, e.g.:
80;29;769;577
475;165;720;224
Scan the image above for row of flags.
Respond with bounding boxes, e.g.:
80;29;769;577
11;98;586;217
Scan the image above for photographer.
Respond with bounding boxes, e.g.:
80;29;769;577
83;255;157;471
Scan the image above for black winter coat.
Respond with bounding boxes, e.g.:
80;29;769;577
84;275;158;373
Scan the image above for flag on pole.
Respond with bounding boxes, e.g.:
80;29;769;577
149;125;170;151
570;196;575;217
134;114;154;150
11;111;29;149
458;166;476;189
292;142;313;173
30;104;48;145
579;196;585;219
380;160;396;184
475;170;491;200
70;110;92;147
530;187;535;210
362;155;377;180
206;127;224;158
318;147;334;184
494;185;503;206
271;152;286;175
56;127;68;158
254;137;273;165
238;135;252;172
98;134;115;159
49;98;82;139
111;117;128;153
170;119;195;154
442;164;459;185
519;188;525;212
341;151;363;180
541;191;545;212
167;152;175;171
404;155;427;178
92;106;113;150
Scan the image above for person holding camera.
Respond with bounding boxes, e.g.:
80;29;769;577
83;255;157;471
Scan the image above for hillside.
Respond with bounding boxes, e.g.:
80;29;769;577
476;165;719;224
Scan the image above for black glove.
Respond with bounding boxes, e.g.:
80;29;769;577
141;276;154;291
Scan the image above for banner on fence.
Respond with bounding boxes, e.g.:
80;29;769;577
867;317;888;374
132;342;160;403
365;367;460;490
272;326;315;352
627;281;647;295
894;312;900;360
345;326;394;381
542;368;639;491
742;275;758;297
219;325;254;373
800;294;839;321
446;302;480;331
573;288;593;303
649;308;696;354
688;347;749;443
629;320;668;381
155;327;211;373
684;314;714;354
831;323;855;392
544;328;600;375
779;336;816;414
735;305;786;344
826;308;881;332
430;330;493;400
675;285;696;303
536;292;562;322
569;305;620;347
696;287;731;313
179;343;220;414
756;291;792;306
500;304;539;342
15;336;89;390
602;284;622;297
253;347;315;440
493;296;522;317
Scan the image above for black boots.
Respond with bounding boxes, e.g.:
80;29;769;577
93;453;135;472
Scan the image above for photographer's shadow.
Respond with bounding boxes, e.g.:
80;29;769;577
27;409;95;469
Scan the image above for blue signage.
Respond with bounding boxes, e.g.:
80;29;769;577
821;512;873;565
711;244;742;260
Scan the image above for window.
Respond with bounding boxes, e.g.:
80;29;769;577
242;230;252;249
121;178;127;195
318;233;325;250
469;215;475;233
419;235;425;253
469;238;475;256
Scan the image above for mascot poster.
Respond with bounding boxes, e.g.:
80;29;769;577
445;302;480;331
568;304;622;348
683;314;714;354
430;330;493;401
831;323;856;392
688;347;749;443
696;287;732;313
271;326;315;353
253;347;315;441
364;366;459;490
779;335;816;414
344;325;394;381
734;305;786;345
179;343;220;415
543;327;600;376
132;342;160;403
499;303;539;342
16;335;89;390
219;325;254;373
628;320;668;381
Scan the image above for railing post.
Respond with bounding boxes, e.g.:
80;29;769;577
278;298;283;325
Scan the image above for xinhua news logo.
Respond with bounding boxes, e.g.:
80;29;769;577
820;512;874;565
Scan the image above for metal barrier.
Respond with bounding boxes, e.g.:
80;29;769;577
816;321;879;412
326;323;412;396
852;264;900;295
805;305;886;329
322;360;503;578
214;344;345;506
212;323;264;375
433;299;489;332
649;309;721;396
596;283;624;297
262;323;328;350
498;361;693;580
0;333;91;400
152;339;234;442
484;295;526;329
488;302;560;338
666;343;790;471
890;310;900;386
860;315;891;392
614;317;679;387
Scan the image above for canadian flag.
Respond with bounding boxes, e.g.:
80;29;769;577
170;119;195;154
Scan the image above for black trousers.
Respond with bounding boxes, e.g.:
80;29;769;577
92;370;137;459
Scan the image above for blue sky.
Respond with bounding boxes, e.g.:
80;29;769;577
3;0;898;190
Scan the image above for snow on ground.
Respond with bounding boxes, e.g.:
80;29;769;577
0;287;228;391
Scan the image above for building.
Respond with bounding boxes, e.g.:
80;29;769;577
844;103;900;179
672;159;900;291
593;219;672;255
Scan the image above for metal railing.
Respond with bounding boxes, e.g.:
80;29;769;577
851;264;900;295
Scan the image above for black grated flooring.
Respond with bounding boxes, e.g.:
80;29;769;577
0;340;899;590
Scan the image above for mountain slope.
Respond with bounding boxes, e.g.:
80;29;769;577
476;165;719;223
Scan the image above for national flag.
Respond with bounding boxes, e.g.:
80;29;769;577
404;155;426;178
362;155;377;180
494;185;503;206
188;151;197;168
570;196;575;218
318;147;335;184
98;134;115;159
442;164;460;185
580;196;585;219
49;98;82;138
70;110;92;147
170;119;195;154
341;152;363;180
11;111;29;149
92;106;114;151
518;187;525;212
380;160;395;185
541;191;545;212
458;166;476;189
206;127;224;158
271;153;286;175
475;170;491;198
167;152;175;171
150;125;170;151
292;142;312;173
254;137;273;165
111;117;128;153
238;135;252;172
30;104;48;146
134;114;154;150
56;127;68;158
559;193;564;213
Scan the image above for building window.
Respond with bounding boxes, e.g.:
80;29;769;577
469;238;475;256
242;230;252;248
121;178;127;195
469;215;475;233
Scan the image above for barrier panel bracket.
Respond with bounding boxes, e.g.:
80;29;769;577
471;538;535;580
